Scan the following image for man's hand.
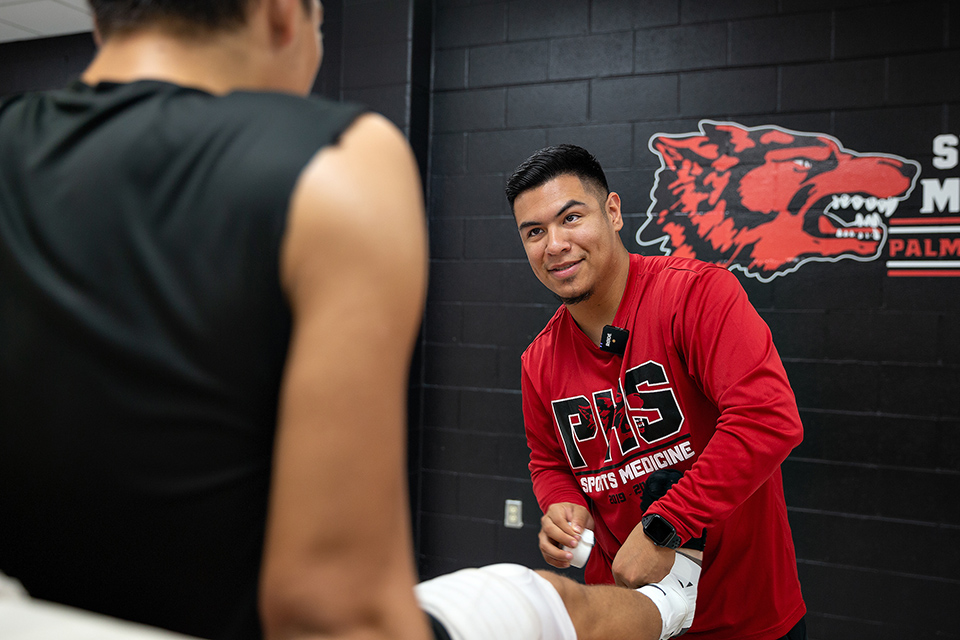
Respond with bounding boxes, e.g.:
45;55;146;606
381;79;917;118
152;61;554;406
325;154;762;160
611;521;676;588
539;502;595;568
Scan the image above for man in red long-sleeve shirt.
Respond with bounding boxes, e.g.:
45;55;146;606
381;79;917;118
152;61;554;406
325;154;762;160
506;144;807;640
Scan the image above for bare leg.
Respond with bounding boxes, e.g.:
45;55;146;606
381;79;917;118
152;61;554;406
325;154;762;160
535;571;661;640
537;548;702;640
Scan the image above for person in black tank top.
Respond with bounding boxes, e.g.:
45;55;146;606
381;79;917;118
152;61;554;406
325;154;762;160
0;1;431;639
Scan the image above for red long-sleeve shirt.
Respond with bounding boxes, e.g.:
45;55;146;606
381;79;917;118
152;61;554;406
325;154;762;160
522;254;805;640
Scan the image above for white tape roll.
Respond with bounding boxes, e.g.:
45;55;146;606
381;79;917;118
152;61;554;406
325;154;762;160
563;528;594;568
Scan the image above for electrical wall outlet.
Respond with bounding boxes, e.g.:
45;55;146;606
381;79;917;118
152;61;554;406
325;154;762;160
504;499;523;528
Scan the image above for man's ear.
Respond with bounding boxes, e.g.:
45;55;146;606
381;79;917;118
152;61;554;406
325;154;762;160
605;191;624;232
263;0;302;48
92;20;104;47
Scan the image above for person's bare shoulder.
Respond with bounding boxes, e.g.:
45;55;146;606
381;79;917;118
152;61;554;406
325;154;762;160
281;112;426;307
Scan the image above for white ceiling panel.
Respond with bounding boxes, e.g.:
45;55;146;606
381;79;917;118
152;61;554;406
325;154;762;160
0;16;35;41
55;0;88;10
0;0;92;44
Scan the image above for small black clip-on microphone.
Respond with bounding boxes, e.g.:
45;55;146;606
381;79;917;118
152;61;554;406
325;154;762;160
599;325;629;355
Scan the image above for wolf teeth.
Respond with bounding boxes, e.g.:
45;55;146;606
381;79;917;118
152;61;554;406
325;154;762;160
824;211;884;242
834;227;882;241
829;194;900;217
854;212;882;228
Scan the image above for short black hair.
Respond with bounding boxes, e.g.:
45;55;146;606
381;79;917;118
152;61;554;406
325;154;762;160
88;0;313;38
504;144;609;207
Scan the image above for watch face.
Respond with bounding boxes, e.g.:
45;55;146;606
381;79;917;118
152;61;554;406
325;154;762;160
644;514;678;547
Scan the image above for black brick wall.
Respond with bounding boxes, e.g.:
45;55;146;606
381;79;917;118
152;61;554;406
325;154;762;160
426;1;960;639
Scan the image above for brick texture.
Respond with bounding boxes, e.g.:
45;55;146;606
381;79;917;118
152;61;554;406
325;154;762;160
3;1;958;637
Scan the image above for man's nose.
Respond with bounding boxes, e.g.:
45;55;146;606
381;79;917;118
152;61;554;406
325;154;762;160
545;227;569;254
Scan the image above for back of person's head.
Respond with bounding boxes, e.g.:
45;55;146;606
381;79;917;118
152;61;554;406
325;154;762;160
88;0;310;39
505;144;609;208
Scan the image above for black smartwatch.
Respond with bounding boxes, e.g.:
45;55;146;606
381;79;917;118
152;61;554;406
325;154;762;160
642;513;682;549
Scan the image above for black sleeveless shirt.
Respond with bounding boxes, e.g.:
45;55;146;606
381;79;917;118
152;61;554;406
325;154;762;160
0;80;363;640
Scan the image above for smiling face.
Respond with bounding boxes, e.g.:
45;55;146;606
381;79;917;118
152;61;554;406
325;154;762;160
513;174;629;307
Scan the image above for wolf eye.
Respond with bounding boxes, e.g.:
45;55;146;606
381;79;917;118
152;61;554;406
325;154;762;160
792;158;813;170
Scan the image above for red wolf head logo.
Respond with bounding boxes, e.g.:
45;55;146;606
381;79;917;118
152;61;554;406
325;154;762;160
637;121;920;281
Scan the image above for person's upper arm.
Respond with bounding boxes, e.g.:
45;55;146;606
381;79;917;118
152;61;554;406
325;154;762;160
647;267;802;541
259;113;430;640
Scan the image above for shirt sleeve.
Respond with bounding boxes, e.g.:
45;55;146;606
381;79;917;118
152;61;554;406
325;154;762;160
521;355;589;514
645;266;803;542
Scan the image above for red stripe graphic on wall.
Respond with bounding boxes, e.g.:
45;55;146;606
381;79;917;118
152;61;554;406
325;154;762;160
885;217;960;277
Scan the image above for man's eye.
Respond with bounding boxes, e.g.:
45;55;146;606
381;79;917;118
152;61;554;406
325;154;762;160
526;228;543;238
564;214;580;223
